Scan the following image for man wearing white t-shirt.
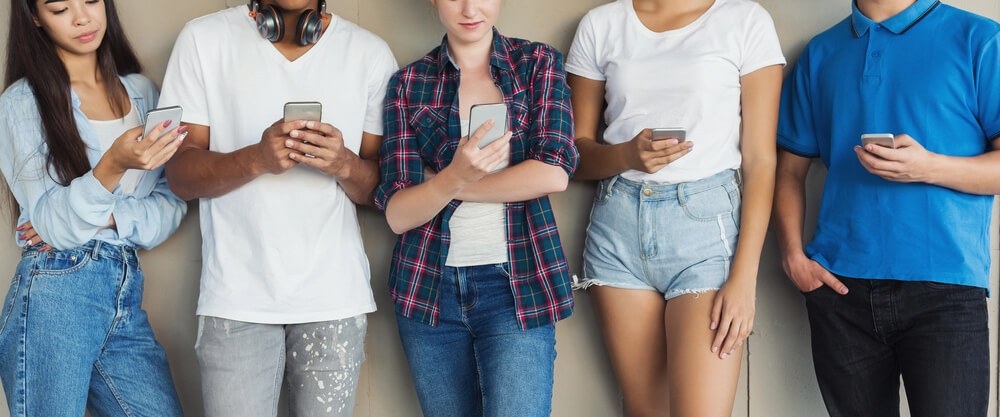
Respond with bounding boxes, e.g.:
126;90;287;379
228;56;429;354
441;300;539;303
158;0;396;415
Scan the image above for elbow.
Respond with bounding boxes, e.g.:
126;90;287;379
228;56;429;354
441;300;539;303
386;216;412;235
544;170;570;194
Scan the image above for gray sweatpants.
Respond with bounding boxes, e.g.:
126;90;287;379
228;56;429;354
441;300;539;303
195;315;367;417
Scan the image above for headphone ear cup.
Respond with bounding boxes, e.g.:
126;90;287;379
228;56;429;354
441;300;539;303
256;4;285;42
295;9;323;46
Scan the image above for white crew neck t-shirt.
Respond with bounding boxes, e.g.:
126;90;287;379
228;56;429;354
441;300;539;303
566;0;785;184
158;6;398;324
88;102;144;194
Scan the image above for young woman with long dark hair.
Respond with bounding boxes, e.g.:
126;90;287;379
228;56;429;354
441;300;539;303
0;0;186;414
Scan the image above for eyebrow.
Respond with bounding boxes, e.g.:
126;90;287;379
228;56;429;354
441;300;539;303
43;0;67;3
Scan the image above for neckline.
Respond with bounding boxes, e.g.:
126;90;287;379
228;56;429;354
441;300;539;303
626;0;721;37
87;100;135;124
243;7;339;66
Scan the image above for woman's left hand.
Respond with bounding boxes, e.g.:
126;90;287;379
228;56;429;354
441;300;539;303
16;221;52;251
710;275;756;359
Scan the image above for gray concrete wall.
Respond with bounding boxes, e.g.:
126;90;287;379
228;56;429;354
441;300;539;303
0;0;997;415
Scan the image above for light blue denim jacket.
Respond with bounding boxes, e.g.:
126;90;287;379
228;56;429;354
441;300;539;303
0;73;186;250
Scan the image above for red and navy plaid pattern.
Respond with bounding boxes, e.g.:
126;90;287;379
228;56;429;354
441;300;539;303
375;29;578;330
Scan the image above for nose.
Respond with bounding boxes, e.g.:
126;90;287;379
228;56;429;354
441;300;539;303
73;3;94;27
461;0;477;18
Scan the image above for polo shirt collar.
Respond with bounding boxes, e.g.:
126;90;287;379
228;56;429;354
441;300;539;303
435;28;511;74
851;0;940;37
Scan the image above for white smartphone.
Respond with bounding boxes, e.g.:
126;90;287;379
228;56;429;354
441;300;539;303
284;101;322;123
651;128;686;142
143;106;183;142
468;103;509;149
861;133;895;149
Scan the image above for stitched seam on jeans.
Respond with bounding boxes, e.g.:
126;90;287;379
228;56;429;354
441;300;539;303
273;327;284;415
94;359;135;417
0;275;22;338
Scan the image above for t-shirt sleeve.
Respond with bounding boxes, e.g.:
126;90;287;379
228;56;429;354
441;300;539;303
158;22;210;127
777;46;821;157
976;32;1000;140
565;12;605;81
364;43;400;136
740;4;787;76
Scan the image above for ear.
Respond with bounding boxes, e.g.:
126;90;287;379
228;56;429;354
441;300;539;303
32;14;41;28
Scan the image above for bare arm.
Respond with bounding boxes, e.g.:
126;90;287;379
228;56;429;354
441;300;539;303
568;75;691;181
164;120;305;200
710;65;782;357
856;135;1000;195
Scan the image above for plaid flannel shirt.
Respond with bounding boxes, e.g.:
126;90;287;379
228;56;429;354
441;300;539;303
375;29;578;330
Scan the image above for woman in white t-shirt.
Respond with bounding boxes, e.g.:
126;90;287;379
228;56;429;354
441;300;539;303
567;0;785;415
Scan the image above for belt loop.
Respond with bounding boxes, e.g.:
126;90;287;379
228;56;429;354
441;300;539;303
605;176;619;199
677;182;688;204
91;240;102;260
735;168;743;187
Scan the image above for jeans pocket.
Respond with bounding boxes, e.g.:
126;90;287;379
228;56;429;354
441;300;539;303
680;185;735;221
36;249;91;275
593;177;614;206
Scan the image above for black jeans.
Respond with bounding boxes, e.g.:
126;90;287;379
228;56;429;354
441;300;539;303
804;276;988;417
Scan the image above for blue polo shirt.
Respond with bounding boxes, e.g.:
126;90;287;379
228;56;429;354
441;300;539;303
778;0;1000;289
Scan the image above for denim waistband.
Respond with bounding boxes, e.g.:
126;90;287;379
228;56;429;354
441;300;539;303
22;240;137;263
601;169;741;202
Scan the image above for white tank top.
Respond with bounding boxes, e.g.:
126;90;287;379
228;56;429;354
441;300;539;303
445;120;510;266
88;102;144;194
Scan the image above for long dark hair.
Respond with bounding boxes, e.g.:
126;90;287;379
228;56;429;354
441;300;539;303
3;0;141;219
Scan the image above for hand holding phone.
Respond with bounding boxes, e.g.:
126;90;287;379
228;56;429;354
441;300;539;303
143;106;184;143
861;133;895;149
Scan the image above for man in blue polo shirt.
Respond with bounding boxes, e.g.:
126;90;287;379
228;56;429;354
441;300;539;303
774;0;1000;415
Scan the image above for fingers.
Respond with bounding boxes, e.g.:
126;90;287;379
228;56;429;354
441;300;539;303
303;121;340;138
468;119;497;148
148;132;187;168
818;266;849;295
711;308;732;356
710;295;723;331
18;228;38;244
861;143;901;161
893;134;915;147
15;221;32;232
855;147;901;173
275;120;309;136
141;120;171;146
720;321;743;359
147;126;186;155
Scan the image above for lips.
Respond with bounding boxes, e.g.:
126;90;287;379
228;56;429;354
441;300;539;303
459;22;483;30
75;31;98;43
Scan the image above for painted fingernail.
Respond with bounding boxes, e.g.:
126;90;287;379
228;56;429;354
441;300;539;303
177;132;189;142
177;125;188;134
15;225;24;231
162;120;172;128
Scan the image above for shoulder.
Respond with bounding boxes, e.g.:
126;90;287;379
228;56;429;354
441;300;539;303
0;79;38;115
391;47;442;89
502;35;564;65
121;73;158;98
582;1;627;23
936;4;1000;41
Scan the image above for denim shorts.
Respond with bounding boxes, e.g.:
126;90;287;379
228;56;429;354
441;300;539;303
579;169;742;300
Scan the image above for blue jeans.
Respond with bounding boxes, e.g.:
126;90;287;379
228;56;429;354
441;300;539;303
806;276;988;417
395;264;556;417
0;241;183;416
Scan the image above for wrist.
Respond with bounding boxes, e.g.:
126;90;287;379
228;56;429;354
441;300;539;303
240;144;269;176
614;141;637;172
922;151;947;185
436;166;470;193
333;151;360;180
95;155;126;178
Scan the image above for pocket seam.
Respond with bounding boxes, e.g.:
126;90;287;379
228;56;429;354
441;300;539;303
0;275;21;338
35;254;92;276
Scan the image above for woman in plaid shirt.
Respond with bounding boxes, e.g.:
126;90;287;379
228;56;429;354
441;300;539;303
374;1;578;415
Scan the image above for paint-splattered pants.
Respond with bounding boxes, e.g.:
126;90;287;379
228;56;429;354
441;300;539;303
195;314;367;417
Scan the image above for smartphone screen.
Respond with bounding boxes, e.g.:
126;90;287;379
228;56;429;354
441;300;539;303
143;106;183;142
468;103;508;149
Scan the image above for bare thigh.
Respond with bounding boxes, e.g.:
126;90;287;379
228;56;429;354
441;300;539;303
664;292;742;417
591;286;669;417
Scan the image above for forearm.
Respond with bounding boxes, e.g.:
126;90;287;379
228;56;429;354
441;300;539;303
165;145;263;200
573;138;632;180
729;156;776;283
773;159;810;265
335;155;380;207
456;160;568;203
926;148;1000;195
385;168;466;234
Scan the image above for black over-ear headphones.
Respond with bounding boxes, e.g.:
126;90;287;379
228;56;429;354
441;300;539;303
249;0;328;46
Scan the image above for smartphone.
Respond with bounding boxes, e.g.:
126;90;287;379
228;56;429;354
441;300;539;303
651;128;686;142
284;101;322;123
468;103;509;149
861;133;895;149
143;106;183;142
